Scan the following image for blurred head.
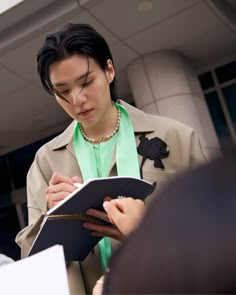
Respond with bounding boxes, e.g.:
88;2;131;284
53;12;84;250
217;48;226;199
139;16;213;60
103;147;236;294
37;23;117;102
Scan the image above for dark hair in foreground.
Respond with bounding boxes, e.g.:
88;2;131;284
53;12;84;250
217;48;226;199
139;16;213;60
103;147;236;294
37;23;117;101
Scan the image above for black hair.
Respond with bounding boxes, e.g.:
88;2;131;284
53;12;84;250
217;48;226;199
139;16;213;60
37;23;117;101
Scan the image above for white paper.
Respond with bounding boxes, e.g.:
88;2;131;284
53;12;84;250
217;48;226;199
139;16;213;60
0;245;70;295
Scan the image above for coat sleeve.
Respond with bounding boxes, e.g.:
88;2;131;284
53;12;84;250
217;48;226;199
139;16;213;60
15;151;49;258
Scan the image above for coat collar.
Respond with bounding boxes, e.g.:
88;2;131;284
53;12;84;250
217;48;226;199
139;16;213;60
119;100;154;133
51;99;154;151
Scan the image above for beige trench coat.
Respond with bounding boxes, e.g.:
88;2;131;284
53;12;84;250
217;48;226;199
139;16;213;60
16;100;206;294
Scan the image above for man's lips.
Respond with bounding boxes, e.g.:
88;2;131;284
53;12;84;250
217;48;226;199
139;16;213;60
79;109;93;116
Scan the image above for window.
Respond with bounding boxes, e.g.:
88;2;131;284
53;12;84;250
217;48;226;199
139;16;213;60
198;72;215;90
222;84;236;130
205;92;232;148
0;156;12;194
0;131;61;260
215;61;236;84
199;59;236;149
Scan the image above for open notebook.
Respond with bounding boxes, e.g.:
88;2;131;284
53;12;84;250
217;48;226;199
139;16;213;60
28;176;156;261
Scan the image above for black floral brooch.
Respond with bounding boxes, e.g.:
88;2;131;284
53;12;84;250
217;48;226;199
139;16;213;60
137;134;170;178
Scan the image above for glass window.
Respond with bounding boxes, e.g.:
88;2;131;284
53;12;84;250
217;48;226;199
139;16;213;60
215;61;236;84
205;91;232;148
8;145;38;190
7;132;60;190
0;204;20;260
0;157;12;194
198;72;215;90
222;84;236;131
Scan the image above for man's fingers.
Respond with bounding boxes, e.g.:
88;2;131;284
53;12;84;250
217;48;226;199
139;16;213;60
49;172;74;186
46;173;82;210
86;208;110;223
83;223;123;240
50;200;65;208
46;191;68;203
72;175;82;183
103;201;123;225
45;182;76;195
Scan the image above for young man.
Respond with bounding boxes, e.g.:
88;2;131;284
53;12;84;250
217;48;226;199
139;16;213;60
16;23;205;294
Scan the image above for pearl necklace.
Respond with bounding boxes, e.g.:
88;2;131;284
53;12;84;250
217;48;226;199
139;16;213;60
79;108;121;144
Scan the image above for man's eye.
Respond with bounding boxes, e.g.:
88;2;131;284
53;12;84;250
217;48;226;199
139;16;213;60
59;90;69;95
82;80;92;87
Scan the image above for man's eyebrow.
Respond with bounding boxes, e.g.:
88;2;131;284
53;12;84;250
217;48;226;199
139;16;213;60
53;71;92;87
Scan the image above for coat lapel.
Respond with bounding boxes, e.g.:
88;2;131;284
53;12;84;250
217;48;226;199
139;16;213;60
108;100;155;175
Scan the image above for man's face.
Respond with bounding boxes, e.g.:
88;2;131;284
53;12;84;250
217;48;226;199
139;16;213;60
49;54;115;128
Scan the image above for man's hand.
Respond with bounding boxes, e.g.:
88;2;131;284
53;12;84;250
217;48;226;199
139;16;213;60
103;197;146;235
83;207;124;241
45;172;82;209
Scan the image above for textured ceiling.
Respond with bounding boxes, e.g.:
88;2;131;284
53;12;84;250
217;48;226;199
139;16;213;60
0;0;236;155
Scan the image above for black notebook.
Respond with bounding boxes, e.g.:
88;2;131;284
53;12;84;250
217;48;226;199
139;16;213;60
28;176;156;261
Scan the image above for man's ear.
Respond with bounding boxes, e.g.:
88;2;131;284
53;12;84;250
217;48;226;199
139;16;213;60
106;59;115;83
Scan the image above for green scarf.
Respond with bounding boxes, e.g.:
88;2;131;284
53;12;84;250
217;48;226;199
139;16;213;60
73;103;140;272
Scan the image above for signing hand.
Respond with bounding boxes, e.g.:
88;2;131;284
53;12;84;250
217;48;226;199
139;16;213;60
103;197;146;235
46;172;82;209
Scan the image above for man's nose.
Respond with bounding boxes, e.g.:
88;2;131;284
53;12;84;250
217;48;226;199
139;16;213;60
71;88;86;105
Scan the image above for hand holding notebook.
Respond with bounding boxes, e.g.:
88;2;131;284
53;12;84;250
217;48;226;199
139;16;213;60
84;197;146;237
28;176;156;261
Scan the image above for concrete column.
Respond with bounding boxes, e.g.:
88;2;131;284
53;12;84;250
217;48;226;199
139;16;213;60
127;51;220;158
